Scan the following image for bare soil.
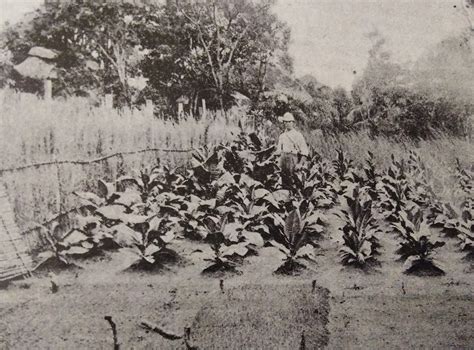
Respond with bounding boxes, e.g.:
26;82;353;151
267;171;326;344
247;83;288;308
1;213;473;349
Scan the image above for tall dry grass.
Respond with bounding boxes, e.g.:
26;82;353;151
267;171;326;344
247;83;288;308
306;129;473;202
0;89;247;248
0;89;244;169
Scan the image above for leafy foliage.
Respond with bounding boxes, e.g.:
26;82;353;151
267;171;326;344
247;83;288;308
270;207;323;274
350;30;473;138
377;155;413;222
37;223;94;268
391;208;446;275
428;161;474;258
52;129;468;277
200;214;259;274
115;215;179;270
1;0;296;113
336;187;381;267
361;151;379;200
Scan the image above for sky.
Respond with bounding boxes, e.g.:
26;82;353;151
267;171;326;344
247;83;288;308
273;0;468;89
0;0;470;89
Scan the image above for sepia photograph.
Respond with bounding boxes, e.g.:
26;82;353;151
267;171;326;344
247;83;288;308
0;0;473;348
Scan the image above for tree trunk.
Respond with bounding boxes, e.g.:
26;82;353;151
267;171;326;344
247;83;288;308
218;94;226;119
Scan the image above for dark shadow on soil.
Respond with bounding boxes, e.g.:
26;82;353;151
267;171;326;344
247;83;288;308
33;257;82;275
404;260;446;276
340;259;382;274
125;248;183;273
201;263;242;278
274;259;307;276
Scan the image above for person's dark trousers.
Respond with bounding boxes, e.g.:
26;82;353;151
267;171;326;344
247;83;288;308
280;153;298;190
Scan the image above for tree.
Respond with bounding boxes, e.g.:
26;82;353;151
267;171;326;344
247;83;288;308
2;2;151;106
2;0;292;114
351;30;407;124
332;87;353;128
175;0;290;113
0;47;14;88
350;28;473;138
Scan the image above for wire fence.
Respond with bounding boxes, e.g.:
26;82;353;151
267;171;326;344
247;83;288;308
0;147;195;175
0;146;196;251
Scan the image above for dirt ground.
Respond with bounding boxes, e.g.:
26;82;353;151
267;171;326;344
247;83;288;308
1;212;473;349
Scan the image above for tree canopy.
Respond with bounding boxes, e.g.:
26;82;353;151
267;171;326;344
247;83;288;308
0;1;472;139
1;0;292;112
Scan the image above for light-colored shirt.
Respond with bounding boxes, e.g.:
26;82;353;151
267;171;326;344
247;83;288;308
276;128;309;156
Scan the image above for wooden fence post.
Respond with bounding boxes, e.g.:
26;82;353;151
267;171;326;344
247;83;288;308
44;79;52;101
104;94;114;109
145;99;154;116
53;157;62;214
202;98;207;118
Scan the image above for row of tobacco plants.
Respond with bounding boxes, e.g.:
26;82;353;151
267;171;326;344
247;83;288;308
37;129;473;276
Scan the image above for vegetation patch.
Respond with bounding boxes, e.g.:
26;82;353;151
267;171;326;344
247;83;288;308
190;284;330;349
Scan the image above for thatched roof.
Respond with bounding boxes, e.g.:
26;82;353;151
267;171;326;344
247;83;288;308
14;56;57;80
28;46;58;60
176;95;190;104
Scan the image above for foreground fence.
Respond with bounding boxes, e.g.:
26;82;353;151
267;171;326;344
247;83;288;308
0;146;194;251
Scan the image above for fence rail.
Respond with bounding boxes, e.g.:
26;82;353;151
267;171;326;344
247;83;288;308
0;146;195;174
1;146;197;251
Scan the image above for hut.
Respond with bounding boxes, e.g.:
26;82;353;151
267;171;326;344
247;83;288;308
13;46;58;100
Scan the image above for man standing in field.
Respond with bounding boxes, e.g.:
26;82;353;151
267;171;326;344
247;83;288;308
276;112;310;189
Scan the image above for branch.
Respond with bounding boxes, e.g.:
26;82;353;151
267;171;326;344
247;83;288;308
211;2;223;69
224;22;251;68
461;0;474;30
104;316;120;350
179;4;220;87
140;320;183;340
224;2;272;69
198;33;220;88
96;42;120;71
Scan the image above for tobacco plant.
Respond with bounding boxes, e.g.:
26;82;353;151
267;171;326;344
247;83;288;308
428;164;474;258
74;179;121;209
391;208;446;275
189;145;224;198
176;195;219;240
221;131;279;188
377;155;414;222
332;148;364;196
304;157;338;209
117;162;187;205
333;148;353;181
270;208;322;274
361;151;379;201
37;222;95;268
455;158;473;198
405;151;437;209
201;214;263;274
336;187;381;268
114;214;179;270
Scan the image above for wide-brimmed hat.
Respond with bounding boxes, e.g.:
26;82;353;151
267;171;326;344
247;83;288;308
278;112;295;122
